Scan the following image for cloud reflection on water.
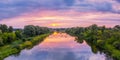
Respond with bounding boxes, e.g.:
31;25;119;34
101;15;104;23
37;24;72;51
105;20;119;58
5;32;105;60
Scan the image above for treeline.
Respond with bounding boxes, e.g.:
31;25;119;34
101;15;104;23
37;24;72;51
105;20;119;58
65;24;120;60
0;24;50;46
0;24;50;60
24;25;50;37
0;24;13;33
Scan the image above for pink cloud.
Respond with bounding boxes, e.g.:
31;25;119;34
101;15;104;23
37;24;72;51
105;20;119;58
0;10;120;28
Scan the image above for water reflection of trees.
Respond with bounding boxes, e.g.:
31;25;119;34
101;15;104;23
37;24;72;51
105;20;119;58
75;36;113;60
66;24;120;60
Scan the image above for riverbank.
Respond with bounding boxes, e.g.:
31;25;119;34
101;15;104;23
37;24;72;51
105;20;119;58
65;24;120;60
0;33;50;60
67;33;120;60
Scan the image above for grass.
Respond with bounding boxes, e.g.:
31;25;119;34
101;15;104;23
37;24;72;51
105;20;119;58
0;33;50;60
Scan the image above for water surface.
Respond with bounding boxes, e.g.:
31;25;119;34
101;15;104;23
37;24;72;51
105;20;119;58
5;32;106;60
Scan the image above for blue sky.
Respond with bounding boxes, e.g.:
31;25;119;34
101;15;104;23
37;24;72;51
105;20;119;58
0;0;120;28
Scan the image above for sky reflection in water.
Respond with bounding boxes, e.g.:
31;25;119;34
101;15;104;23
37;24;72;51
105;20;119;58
5;32;105;60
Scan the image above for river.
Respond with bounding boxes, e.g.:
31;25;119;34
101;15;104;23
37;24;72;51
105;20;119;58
5;32;107;60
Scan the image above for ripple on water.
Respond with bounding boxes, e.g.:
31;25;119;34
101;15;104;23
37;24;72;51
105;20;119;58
5;32;106;60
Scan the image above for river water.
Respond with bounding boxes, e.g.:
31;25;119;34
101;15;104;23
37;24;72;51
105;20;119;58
5;32;107;60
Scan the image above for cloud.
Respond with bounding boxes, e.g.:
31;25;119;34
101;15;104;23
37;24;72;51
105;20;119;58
0;0;120;28
64;0;75;6
0;0;119;19
0;0;65;20
0;10;120;28
115;0;120;3
94;2;112;12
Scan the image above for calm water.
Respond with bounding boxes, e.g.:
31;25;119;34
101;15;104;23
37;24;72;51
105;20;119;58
5;32;106;60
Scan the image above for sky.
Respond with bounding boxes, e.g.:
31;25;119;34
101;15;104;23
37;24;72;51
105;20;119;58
0;0;120;28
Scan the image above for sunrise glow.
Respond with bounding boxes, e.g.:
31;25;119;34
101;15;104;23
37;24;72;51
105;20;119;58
0;0;119;28
53;31;58;35
51;23;59;27
0;0;120;60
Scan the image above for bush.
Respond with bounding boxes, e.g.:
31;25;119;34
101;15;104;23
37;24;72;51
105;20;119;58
0;37;4;46
97;40;105;46
24;41;32;47
113;41;120;50
2;33;17;44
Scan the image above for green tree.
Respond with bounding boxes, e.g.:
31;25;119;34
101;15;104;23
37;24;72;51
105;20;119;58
0;37;3;45
114;25;120;29
34;26;41;35
2;33;16;43
0;24;8;33
15;30;23;39
65;24;120;60
8;26;13;32
0;30;2;35
23;25;36;37
23;25;50;37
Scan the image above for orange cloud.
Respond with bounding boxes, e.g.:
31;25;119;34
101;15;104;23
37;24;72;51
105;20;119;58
0;10;120;28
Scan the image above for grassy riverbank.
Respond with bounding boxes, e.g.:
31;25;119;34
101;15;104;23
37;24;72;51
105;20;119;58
66;24;120;60
0;33;50;60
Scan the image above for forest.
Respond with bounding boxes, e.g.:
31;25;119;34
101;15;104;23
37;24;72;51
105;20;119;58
0;24;120;60
0;24;50;60
65;24;120;60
